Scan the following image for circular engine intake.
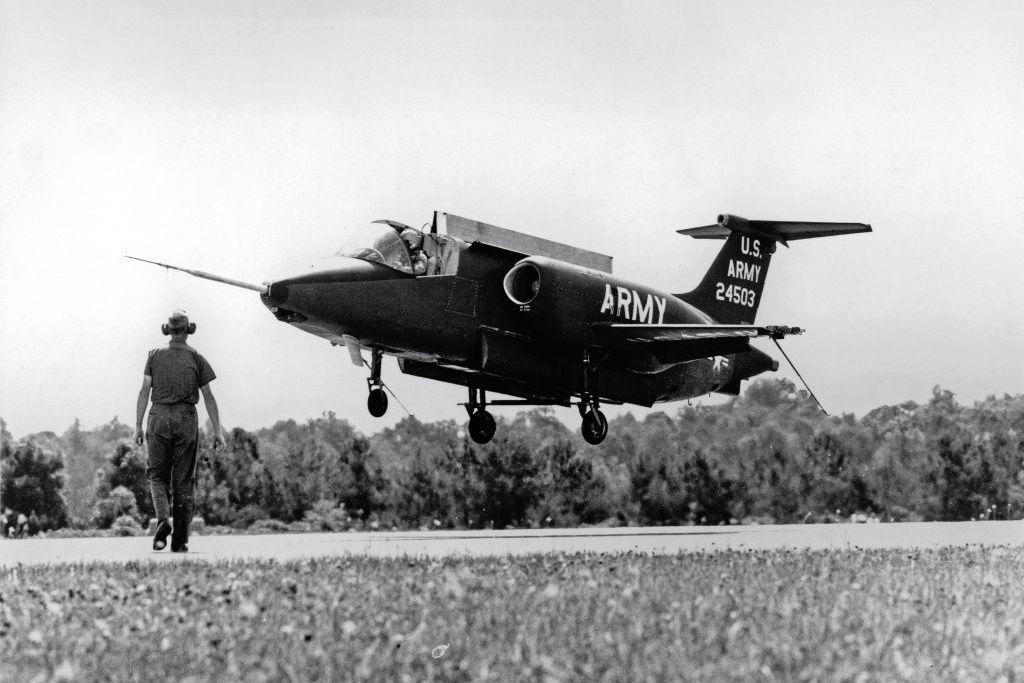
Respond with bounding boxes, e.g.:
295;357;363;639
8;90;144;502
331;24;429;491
503;262;542;305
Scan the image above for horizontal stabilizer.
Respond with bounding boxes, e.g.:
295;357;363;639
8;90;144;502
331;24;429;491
678;214;871;245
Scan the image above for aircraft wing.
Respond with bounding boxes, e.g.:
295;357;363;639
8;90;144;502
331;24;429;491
591;323;802;344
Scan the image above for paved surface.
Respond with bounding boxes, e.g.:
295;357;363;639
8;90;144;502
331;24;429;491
1;521;1022;567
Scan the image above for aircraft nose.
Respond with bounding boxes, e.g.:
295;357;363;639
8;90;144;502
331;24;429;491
261;256;409;320
260;281;304;323
263;280;290;307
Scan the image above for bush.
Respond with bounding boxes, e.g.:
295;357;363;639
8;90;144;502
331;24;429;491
94;441;152;520
1;436;70;532
110;515;144;536
232;504;269;530
303;500;353;531
91;486;139;529
35;528;115;539
249;518;290;534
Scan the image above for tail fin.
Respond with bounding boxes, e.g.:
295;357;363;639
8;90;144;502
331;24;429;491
674;214;871;324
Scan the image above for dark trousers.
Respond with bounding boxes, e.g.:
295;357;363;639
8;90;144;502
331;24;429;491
146;403;199;542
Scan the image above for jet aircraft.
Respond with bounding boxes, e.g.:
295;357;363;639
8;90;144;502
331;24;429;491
128;212;870;445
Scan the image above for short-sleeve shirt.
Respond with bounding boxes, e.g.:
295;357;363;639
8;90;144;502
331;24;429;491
144;341;216;405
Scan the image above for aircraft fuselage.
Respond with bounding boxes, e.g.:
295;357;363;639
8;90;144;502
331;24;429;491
260;246;774;407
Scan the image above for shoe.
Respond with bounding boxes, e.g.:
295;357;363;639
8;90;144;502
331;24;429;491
152;520;172;551
170;509;189;553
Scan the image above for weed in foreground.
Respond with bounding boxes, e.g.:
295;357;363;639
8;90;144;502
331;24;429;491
1;546;1022;681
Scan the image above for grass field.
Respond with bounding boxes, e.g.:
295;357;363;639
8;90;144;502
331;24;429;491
2;547;1022;681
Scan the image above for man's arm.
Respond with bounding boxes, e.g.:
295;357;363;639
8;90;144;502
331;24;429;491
135;375;152;445
200;383;225;449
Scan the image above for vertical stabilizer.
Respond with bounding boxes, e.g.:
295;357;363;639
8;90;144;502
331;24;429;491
675;214;871;324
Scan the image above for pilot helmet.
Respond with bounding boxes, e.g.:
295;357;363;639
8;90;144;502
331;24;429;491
401;228;423;250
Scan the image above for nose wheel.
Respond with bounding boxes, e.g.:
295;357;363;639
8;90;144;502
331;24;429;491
465;387;496;444
366;349;388;417
367;386;388;417
581;407;608;445
578;349;608;445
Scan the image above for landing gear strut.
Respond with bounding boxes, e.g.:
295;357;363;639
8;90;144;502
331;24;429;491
366;349;388;417
579;349;608;445
465;387;496;444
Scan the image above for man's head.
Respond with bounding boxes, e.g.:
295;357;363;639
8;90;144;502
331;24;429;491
401;228;423;251
161;310;196;339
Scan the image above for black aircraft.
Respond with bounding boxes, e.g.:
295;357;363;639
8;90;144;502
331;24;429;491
128;212;870;445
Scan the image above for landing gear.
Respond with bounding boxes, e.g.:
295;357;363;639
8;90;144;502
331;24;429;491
366;349;388;417
367;387;388;417
469;409;496;444
581;408;608;445
578;349;608;445
465;387;496;444
457;351;609;445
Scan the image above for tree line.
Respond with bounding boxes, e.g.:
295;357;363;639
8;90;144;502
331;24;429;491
3;379;1023;536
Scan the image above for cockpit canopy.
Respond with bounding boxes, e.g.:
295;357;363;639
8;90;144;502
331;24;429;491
334;222;414;275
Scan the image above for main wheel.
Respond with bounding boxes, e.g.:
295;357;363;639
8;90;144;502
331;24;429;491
367;387;388;417
581;408;608;445
468;409;496;444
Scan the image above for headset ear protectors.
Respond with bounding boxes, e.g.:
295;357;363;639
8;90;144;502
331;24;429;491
161;322;197;335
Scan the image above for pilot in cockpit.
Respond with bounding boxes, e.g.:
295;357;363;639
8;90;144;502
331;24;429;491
401;228;432;276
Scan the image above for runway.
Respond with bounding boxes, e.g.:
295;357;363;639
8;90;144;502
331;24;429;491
2;520;1022;567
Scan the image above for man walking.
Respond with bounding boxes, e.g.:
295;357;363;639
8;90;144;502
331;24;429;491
135;310;224;552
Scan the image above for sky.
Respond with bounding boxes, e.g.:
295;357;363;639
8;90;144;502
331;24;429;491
2;1;1022;439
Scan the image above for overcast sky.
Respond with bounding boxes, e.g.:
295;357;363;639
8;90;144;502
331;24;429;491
2;1;1022;439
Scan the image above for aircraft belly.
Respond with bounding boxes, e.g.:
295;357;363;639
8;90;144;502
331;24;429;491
399;358;572;403
598;360;726;407
652;361;726;403
395;326;722;407
480;330;565;381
